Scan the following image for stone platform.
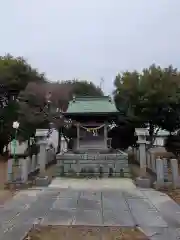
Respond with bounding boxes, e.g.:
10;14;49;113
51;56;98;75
56;150;130;177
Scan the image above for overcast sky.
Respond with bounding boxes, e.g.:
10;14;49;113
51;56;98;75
0;0;180;94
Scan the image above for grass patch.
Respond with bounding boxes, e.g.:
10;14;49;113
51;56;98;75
24;225;148;240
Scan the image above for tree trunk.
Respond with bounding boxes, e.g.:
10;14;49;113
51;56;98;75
0;143;4;156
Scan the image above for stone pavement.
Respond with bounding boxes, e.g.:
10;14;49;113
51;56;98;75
0;179;180;239
49;177;137;190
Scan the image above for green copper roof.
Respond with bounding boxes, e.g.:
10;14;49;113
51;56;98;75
66;96;118;114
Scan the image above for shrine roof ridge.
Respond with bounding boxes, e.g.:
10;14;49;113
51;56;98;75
72;96;112;101
65;95;119;115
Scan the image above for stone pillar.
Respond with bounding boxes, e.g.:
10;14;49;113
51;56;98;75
32;155;37;172
163;158;169;182
21;158;28;183
39;141;47;176
104;124;107;149
135;139;151;188
151;153;156;173
137;148;140;163
147;151;151;169
26;157;31;175
7;158;13;182
156;158;164;188
77;124;80;150
138;140;147;177
35;140;50;186
170;159;180;188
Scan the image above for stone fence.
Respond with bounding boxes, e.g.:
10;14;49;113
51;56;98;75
7;141;56;184
134;141;180;188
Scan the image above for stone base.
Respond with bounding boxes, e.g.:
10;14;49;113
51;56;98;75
5;181;31;190
135;177;151;188
35;176;50;187
153;181;169;190
153;181;180;189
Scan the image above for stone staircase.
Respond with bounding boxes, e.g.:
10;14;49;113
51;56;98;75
56;151;130;178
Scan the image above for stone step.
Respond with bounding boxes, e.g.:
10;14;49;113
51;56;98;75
55;164;130;175
57;156;128;161
57;159;128;163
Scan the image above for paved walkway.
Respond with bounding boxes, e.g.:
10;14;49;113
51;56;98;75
0;179;180;239
49;178;136;190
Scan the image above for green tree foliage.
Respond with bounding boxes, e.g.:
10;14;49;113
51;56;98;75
68;79;104;97
108;117;137;150
0;54;46;99
0;54;46;153
164;134;180;157
17;91;48;141
113;65;180;144
0;100;19;154
17;80;103;142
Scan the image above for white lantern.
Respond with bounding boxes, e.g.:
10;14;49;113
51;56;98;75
12;121;20;129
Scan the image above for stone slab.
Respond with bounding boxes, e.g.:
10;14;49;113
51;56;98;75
0;223;32;240
136;177;151;188
126;198;168;227
41;209;75;225
142;189;180;227
102;192;129;211
0;209;21;225
126;198;157;211
52;198;78;210
57;189;80;199
133;209;167;227
80;190;101;201
73;210;102;226
35;176;50;186
77;197;101;210
123;189;147;199
103;209;135;226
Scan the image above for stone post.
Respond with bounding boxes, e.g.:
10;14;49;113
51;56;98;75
21;158;28;183
156;158;164;188
77;124;80;150
7;158;13;182
26;157;31;175
135;139;151;188
163;158;169;182
31;155;36;172
136;148;140;162
147;151;151;169
151;153;156;173
35;140;50;186
39;140;47;176
104;124;107;149
138;139;147;177
170;159;180;188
